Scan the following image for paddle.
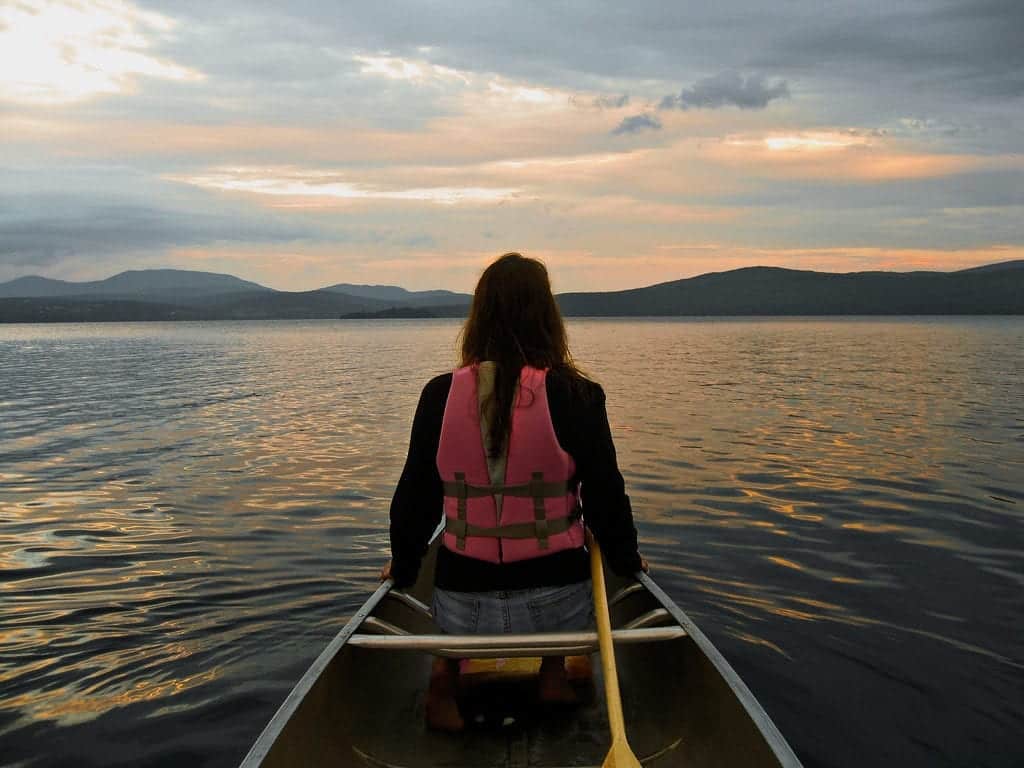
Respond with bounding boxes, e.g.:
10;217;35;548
588;534;642;768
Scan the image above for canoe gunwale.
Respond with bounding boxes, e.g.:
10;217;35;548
238;579;395;768
385;590;432;616
637;572;803;768
238;550;805;768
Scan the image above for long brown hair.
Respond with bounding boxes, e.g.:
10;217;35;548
459;252;588;457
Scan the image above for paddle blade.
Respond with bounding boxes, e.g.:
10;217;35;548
602;736;643;768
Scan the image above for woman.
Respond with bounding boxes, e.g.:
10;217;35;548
381;252;646;732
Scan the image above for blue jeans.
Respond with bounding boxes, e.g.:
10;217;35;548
433;580;594;635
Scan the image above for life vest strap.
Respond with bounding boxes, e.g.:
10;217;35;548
441;477;577;499
445;514;579;541
530;471;549;549
453;472;468;551
444;472;578;551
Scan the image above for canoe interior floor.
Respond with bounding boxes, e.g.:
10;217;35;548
349;656;682;768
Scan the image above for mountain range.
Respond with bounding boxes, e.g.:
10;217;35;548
0;261;1021;322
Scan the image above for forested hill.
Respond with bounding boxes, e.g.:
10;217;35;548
1;262;1021;322
555;262;1024;316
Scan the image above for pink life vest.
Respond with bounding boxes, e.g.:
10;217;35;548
437;364;584;563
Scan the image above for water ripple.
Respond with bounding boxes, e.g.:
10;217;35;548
1;318;1022;768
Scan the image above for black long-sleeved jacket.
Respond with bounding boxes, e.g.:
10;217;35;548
389;368;642;591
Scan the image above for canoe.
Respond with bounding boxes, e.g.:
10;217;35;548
240;537;803;767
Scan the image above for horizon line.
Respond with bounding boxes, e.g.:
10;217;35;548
3;259;1021;297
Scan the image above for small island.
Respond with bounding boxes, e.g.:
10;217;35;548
340;306;456;319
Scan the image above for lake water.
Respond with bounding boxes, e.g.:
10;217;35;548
0;318;1021;768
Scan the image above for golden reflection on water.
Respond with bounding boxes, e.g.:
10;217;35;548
729;631;791;659
739;488;825;523
766;555;804;571
842;521;908;534
4;667;222;726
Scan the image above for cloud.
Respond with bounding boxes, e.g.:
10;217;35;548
897;118;961;137
612;114;662;135
755;1;1024;100
353;54;471;85
0;195;313;268
592;94;629;109
3;1;1022;288
118;0;1024;137
0;0;202;105
660;72;790;111
721;168;1024;213
708;133;1024;184
169;167;522;206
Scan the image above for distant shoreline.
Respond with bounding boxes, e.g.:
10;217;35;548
2;313;1023;326
2;261;1022;322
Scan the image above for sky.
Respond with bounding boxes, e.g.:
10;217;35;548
1;0;1022;292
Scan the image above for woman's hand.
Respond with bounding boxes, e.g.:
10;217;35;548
640;556;650;574
379;559;393;582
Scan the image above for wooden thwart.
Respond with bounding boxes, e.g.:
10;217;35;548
348;624;686;659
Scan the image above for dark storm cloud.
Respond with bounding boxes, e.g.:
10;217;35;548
0;196;313;268
659;72;789;111
612;113;662;135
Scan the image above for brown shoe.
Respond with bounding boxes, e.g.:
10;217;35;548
538;656;579;705
426;658;465;732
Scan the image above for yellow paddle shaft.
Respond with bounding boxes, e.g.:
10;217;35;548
589;538;628;744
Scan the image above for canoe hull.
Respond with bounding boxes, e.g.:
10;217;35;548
241;541;801;768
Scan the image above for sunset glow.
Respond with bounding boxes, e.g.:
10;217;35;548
0;0;200;104
172;167;522;206
762;133;871;151
0;1;1020;290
